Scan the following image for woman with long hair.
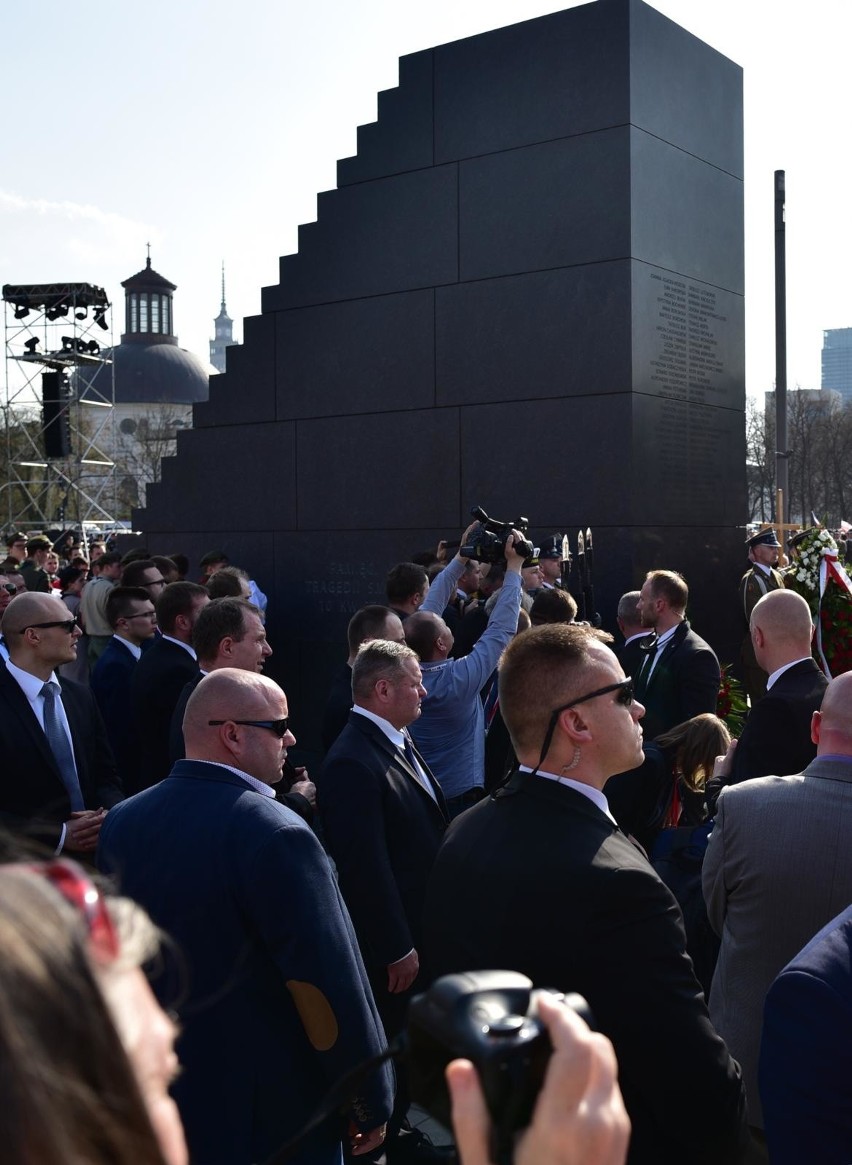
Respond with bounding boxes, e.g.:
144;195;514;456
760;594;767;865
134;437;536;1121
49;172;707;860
605;712;731;854
0;860;186;1165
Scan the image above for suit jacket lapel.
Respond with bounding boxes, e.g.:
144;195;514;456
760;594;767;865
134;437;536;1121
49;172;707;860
351;712;449;820
0;664;64;785
645;622;689;695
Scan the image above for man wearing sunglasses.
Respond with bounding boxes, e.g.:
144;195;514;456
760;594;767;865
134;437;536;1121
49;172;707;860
423;623;748;1165
91;587;159;792
0;591;122;853
98;668;393;1165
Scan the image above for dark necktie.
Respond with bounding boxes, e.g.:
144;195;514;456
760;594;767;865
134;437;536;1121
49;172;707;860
40;682;85;811
635;638;658;697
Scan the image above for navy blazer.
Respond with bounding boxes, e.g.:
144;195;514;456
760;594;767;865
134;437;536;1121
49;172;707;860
760;904;852;1164
91;637;139;791
98;760;393;1165
423;772;748;1165
0;660;122;848
319;711;449;969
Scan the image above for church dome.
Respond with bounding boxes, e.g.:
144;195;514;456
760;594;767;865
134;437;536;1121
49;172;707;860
75;252;210;405
79;342;211;405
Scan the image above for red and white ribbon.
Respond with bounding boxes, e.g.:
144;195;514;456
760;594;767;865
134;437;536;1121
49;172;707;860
815;549;852;677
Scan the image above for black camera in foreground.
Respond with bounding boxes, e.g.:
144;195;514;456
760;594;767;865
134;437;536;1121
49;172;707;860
459;506;535;564
406;971;594;1164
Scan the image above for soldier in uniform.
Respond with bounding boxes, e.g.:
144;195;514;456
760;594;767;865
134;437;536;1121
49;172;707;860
538;534;567;590
741;529;785;704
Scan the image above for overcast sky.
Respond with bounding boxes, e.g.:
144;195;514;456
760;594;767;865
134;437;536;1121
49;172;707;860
1;0;849;398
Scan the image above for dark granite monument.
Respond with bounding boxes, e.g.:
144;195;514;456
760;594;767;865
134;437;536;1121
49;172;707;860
136;0;746;751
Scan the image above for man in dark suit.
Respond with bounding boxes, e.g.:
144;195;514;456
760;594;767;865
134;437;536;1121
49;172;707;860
0;591;122;852
633;569;720;740
168;596;273;763
711;588;827;797
615;589;650;677
98;669;392;1165
760;903;852;1165
423;623;747;1165
90;586;158;790
320;604;405;752
319;640;450;1161
129;581;208;792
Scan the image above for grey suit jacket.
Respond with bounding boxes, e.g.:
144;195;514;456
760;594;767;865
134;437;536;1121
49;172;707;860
703;756;852;1126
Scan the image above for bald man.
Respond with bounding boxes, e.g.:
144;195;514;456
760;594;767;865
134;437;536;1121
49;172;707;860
97;669;392;1165
711;589;827;798
703;671;852;1136
0;591;122;852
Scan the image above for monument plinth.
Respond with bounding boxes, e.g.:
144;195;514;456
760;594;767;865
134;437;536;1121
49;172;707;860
136;0;746;749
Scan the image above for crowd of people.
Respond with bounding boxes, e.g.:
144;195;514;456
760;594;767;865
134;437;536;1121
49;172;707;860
0;517;849;1165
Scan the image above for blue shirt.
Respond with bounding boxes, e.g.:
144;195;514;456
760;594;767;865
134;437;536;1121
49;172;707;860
410;558;522;798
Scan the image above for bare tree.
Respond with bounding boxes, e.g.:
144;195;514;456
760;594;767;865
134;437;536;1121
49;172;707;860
112;404;191;516
746;397;774;522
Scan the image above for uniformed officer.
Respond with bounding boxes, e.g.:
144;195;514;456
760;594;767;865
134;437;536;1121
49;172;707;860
741;529;785;703
538;534;568;590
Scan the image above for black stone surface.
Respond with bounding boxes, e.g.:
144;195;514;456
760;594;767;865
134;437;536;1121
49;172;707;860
436;263;632;407
337;50;434;187
135;0;747;754
261;166;458;311
276;290;435;419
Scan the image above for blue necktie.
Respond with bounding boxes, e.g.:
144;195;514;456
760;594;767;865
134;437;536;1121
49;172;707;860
40;682;85;811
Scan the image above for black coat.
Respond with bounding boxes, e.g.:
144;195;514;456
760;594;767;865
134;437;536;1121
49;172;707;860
130;637;199;793
0;661;122;848
91;637;139;791
616;633;653;683
635;621;720;741
726;658;828;787
423;771;748;1165
320;662;353;753
318;711;449;971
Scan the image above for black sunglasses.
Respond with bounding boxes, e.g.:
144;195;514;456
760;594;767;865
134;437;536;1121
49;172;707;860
531;678;635;777
208;718;290;738
1;584;17;595
20;618;79;634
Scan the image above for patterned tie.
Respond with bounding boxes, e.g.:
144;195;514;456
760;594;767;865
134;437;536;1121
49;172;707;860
402;733;436;801
40;682;85;811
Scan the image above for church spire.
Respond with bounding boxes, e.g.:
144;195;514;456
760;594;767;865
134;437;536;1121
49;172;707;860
210;261;235;373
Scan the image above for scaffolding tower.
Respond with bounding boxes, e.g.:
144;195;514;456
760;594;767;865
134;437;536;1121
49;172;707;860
2;282;117;531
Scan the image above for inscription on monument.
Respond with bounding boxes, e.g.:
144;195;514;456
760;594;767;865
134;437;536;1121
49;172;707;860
649;272;727;404
302;560;383;615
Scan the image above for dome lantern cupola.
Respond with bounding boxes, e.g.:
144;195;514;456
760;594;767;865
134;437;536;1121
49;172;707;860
121;250;178;347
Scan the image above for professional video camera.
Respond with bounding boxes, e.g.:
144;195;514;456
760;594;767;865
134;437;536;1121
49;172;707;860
458;506;535;564
406;971;594;1165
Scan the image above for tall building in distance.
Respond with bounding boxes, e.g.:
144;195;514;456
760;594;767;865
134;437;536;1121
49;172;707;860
821;328;852;402
209;263;237;373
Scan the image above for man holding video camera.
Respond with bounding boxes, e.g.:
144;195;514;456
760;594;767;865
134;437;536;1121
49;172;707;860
404;521;524;817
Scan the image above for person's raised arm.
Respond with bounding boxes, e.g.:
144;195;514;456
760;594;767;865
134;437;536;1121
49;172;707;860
421;522;482;615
